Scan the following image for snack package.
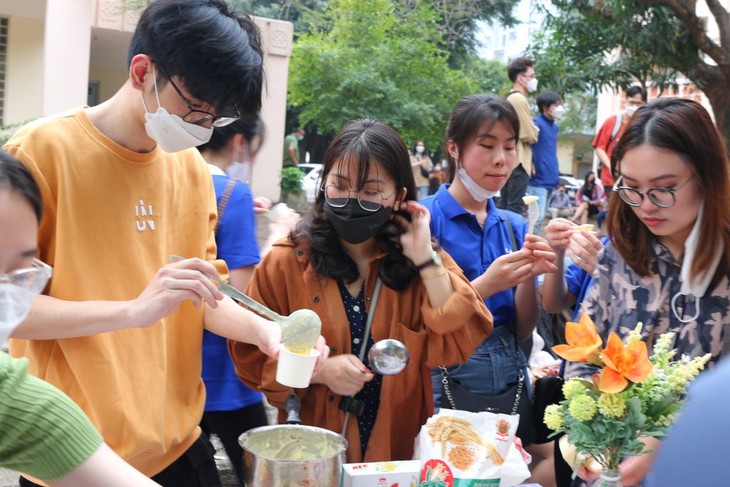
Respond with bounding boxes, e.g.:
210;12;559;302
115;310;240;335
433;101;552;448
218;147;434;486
413;409;531;487
341;460;421;487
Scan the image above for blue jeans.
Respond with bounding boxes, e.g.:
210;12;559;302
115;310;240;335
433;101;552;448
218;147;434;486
526;185;553;236
432;326;530;412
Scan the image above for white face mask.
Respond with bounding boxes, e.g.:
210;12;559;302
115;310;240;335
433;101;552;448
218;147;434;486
670;201;722;323
550;105;566;120
526;78;539;93
415;145;425;154
625;105;639;117
142;67;213;153
457;166;498;202
0;284;35;344
227;161;251;183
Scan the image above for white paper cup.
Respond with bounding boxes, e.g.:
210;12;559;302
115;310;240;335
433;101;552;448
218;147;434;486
276;344;320;388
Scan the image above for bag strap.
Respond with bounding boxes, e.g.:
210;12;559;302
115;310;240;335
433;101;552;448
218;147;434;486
609;112;623;144
215;179;237;234
341;278;383;435
501;211;518;253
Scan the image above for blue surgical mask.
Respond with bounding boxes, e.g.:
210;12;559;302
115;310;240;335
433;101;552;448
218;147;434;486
227;160;251;184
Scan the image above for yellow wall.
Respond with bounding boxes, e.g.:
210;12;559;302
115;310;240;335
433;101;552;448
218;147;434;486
557;141;574;175
6;16;43;124
88;65;128;104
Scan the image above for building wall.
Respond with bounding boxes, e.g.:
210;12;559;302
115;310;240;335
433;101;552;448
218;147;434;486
249;17;293;202
0;0;294;203
5;16;43;124
88;65;128;104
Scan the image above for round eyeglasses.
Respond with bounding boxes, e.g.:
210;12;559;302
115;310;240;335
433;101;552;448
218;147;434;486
0;259;53;295
322;183;395;212
156;63;240;127
612;175;693;209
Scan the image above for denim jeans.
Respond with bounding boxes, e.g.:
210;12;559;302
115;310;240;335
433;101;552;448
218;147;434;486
431;326;530;412
526;185;553;236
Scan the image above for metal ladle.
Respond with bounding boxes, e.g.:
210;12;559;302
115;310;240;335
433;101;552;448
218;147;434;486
211;276;321;353
168;255;321;352
339;339;410;436
367;339;410;375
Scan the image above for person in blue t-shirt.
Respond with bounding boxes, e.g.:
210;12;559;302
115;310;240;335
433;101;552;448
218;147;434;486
527;91;563;235
420;94;558;485
197;116;298;486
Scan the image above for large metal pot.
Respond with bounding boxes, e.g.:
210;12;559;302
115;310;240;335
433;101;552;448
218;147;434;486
239;393;347;486
240;424;347;486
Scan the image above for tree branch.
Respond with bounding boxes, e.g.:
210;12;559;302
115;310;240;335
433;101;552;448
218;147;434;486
704;0;730;52
636;0;728;71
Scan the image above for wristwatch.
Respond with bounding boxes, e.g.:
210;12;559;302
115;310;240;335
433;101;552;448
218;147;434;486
416;250;443;271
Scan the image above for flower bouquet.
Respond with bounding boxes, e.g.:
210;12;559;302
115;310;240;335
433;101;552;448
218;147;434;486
543;314;710;486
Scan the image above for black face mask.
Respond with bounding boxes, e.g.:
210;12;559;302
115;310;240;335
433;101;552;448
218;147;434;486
323;199;393;244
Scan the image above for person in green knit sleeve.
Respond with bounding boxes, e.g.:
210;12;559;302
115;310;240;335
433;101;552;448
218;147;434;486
0;151;160;487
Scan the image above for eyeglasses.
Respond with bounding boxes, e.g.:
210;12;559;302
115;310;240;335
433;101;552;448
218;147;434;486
322;183;396;212
612;175;693;208
0;259;53;294
155;63;240;127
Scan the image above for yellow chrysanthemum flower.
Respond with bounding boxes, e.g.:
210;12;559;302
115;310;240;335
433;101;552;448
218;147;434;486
598;393;626;418
563;379;587;400
569;395;598;422
544;404;563;431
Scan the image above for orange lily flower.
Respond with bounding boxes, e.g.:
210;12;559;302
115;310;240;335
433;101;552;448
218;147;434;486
552;314;603;363
598;332;653;393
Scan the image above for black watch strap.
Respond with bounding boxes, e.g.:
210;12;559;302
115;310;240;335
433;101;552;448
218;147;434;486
416;256;437;271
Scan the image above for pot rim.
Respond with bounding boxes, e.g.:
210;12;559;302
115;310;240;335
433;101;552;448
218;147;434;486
239;424;348;462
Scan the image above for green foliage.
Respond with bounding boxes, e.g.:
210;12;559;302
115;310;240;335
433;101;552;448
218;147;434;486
459;57;510;96
287;0;477;148
526;0;730;144
280;166;304;194
530;0;698;95
0;120;33;146
558;92;597;137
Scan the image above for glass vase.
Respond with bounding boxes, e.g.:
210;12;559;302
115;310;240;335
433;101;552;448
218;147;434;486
594;468;622;487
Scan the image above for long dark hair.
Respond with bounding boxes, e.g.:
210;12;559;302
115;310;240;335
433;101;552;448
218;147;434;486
608;98;730;283
581;171;596;196
293;119;419;290
0;150;42;221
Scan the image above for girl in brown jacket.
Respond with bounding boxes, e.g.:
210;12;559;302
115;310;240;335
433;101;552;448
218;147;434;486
229;119;493;462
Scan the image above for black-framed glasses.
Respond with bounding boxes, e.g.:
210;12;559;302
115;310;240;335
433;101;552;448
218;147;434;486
322;183;396;212
612;175;693;208
155;63;240;127
0;259;53;294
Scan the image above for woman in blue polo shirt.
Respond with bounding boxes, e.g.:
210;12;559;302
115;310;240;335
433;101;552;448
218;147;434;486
420;94;558;485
